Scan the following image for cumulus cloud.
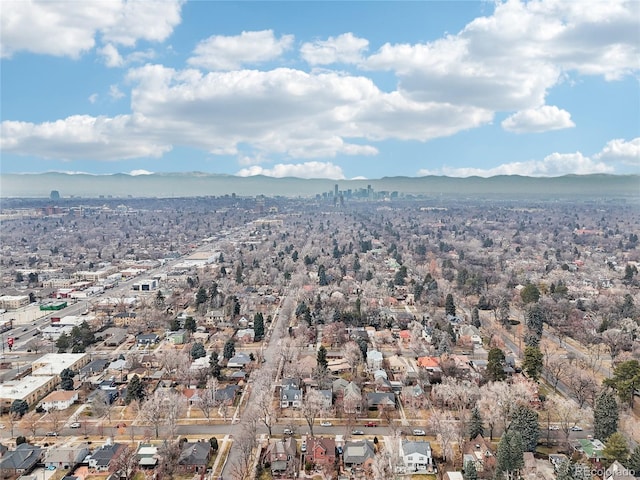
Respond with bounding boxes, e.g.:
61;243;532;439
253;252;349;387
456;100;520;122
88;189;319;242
109;85;125;100
88;94;98;104
129;169;154;175
236;162;345;179
594;137;640;166
501;105;575;133
0;114;171;161
417;150;615;177
188;30;294;71
365;0;639;111
98;43;124;68
300;33;369;65
1;0;184;58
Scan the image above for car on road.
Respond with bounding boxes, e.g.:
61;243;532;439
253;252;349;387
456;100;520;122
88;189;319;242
45;432;58;436
364;422;377;427
320;421;332;427
283;428;293;435
70;422;81;429
548;425;560;430
413;429;426;436
570;426;583;431
352;430;364;435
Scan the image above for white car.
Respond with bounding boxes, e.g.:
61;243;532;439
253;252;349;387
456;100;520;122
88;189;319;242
570;426;583;431
413;429;426;436
70;422;81;429
548;425;560;430
320;421;332;427
283;428;293;435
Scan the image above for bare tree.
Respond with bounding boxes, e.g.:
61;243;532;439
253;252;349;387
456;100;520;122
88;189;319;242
302;389;329;436
7;412;20;438
564;366;598;408
343;341;362;374
231;417;260;480
21;411;40;437
428;409;457;462
254;390;276;437
196;378;220;423
544;355;567;392
546;396;590;450
140;389;167;439
111;445;139;480
164;389;185;439
47;407;64;434
91;390;114;424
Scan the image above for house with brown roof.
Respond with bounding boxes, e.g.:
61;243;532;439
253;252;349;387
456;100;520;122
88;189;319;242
40;390;79;411
306;437;336;468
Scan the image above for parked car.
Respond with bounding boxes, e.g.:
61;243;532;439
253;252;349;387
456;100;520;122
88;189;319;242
352;430;364;435
283;428;293;435
365;422;377;427
548;425;560;430
413;429;426;436
301;442;307;453
45;432;58;436
70;422;81;429
570;425;583;431
320;421;332;427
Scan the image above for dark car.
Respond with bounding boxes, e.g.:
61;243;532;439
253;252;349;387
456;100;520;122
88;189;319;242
365;422;377;427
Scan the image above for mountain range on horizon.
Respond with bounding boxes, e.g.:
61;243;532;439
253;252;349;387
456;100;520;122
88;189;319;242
1;171;638;200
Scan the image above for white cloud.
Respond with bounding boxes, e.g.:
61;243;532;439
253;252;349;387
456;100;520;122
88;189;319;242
88;94;98;104
188;30;294;71
109;85;125;100
236;162;345;179
418;150;614;177
128;169;154;175
365;0;639;111
0;114;171;161
1;0;184;59
300;33;369;65
98;43;124;68
501;105;575;133
594;137;640;166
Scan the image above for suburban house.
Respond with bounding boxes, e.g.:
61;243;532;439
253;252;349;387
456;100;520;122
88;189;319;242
177;441;212;474
166;330;188;345
135;333;159;346
366;392;396;410
343;440;375;473
44;445;90;470
400;440;434;473
457;325;482;345
366;350;383;370
574;438;605;465
266;437;297;477
281;388;303;408
215;385;240;405
235;329;255;343
604;461;636;480
39;390;79;411
464;435;496;472
306;437;336;468
342;382;362;414
227;353;251;369
0;444;43;478
88;442;126;472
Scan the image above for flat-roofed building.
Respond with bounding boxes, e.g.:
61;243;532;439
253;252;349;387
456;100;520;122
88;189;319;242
31;353;89;378
0;295;30;310
0;375;56;412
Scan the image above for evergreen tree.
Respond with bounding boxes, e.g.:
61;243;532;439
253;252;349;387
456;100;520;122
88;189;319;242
10;399;28;417
496;430;525;480
603;360;640;408
471;307;481;328
195;286;208;305
317;345;328;371
60;368;76;390
254;312;265;339
520;283;541;304
509;404;539;452
209;351;221;379
223;340;236;360
603;432;630;467
555;459;572;480
594;390;619;441
190;342;206;360
463;460;478;480
318;265;328;286
184;316;197;332
125;375;145;404
522;346;544;381
626;445;640;473
486;347;507;381
468;406;484;439
526;304;545;338
445;293;456;317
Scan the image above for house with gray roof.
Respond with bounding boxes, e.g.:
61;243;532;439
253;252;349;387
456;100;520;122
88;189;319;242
400;440;434;473
366;392;396;410
44;445;90;470
89;442;125;472
177;441;211;474
0;444;43;478
343;440;375;472
281;388;302;408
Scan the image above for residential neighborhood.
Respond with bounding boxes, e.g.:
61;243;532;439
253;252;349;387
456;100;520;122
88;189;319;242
0;191;638;480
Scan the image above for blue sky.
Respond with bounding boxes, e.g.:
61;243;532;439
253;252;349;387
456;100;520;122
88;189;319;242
1;0;638;180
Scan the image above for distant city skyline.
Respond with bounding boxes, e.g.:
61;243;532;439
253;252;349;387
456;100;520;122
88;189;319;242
1;1;638;180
